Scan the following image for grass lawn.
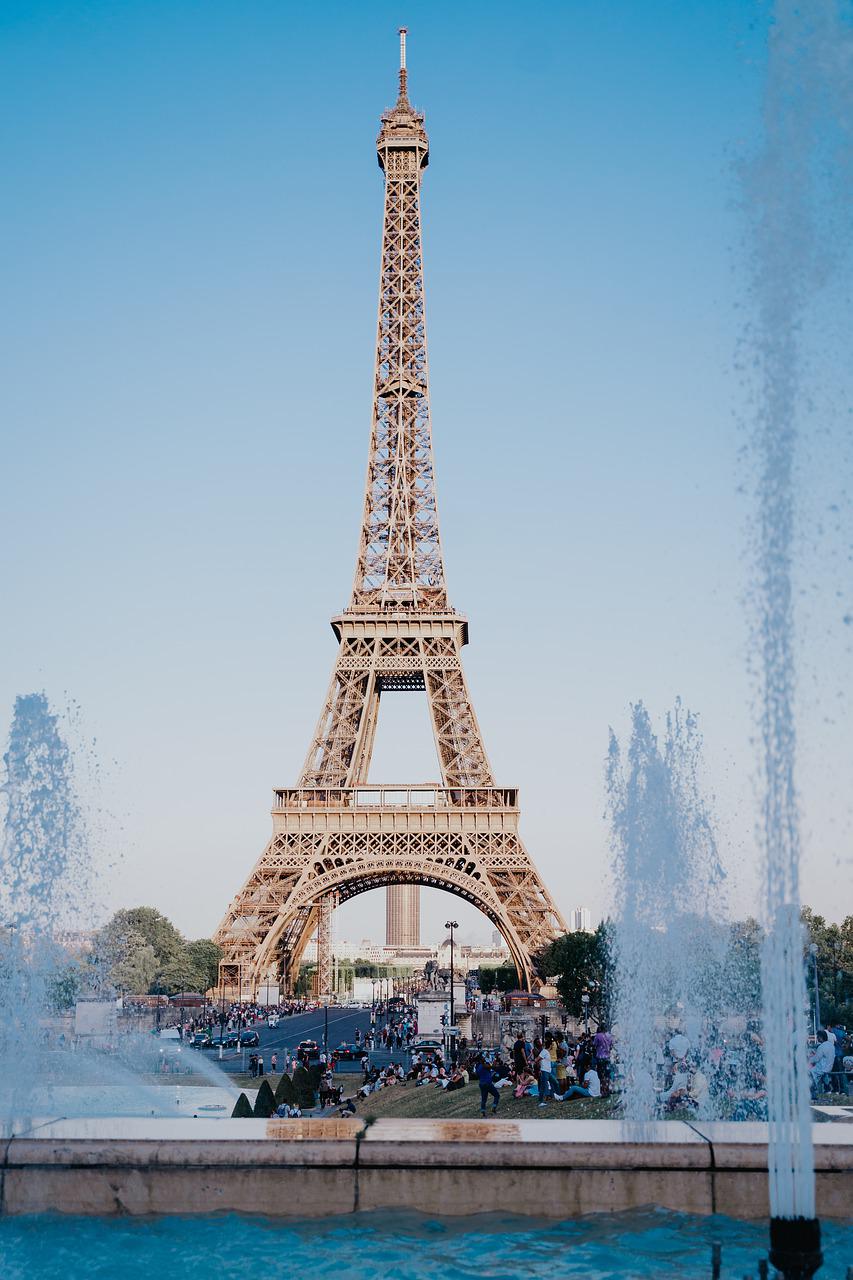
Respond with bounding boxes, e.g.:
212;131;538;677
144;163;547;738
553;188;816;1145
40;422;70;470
334;1076;617;1122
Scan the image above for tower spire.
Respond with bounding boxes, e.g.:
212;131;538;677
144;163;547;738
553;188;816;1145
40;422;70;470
398;26;408;103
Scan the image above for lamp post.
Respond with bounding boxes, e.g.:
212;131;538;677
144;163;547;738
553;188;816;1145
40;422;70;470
809;943;821;1034
581;989;590;1035
445;920;458;1057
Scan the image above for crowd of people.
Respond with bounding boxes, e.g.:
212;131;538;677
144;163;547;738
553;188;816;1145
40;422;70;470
319;1026;615;1116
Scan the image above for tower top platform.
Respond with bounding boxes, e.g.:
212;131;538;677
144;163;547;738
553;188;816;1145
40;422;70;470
377;26;428;166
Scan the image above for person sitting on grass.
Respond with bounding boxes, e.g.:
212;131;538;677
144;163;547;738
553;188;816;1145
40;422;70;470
513;1068;537;1099
491;1054;510;1083
442;1064;468;1092
558;1065;601;1101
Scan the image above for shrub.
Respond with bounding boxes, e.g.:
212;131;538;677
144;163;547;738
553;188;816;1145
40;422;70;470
274;1073;295;1106
253;1079;276;1118
231;1092;253;1118
292;1065;315;1109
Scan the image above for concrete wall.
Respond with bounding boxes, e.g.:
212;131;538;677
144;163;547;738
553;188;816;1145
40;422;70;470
1;1119;850;1220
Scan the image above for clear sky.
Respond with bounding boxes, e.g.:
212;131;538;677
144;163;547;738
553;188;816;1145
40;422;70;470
1;0;850;946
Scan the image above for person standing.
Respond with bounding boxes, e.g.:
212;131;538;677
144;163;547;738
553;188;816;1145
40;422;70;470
474;1055;500;1117
271;1052;278;1074
512;1032;529;1077
593;1025;613;1096
553;1035;569;1094
536;1041;556;1107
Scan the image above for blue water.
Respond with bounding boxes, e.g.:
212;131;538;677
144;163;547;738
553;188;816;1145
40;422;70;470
1;1210;851;1279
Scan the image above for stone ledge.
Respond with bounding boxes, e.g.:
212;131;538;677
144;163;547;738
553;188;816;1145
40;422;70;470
1;1119;850;1220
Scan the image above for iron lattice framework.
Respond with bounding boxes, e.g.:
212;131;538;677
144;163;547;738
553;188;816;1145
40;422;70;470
216;31;566;996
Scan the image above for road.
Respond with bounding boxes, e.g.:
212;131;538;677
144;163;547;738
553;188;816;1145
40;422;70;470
212;1007;374;1074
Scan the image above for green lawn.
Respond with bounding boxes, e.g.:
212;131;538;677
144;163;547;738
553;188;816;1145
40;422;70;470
335;1076;616;1122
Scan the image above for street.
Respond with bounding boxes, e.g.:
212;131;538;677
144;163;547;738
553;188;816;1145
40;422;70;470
213;1007;374;1074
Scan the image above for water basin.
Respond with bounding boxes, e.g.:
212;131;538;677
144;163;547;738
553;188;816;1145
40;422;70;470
1;1209;851;1279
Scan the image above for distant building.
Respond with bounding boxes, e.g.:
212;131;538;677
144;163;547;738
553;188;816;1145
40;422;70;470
571;906;593;933
386;885;420;947
333;938;387;962
491;929;506;950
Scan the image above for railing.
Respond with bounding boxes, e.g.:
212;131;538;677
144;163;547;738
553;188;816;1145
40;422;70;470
273;785;518;810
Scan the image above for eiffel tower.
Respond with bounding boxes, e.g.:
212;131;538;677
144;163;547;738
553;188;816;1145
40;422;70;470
216;31;566;997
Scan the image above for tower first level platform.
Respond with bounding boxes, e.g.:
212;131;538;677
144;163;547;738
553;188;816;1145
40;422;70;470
218;782;561;995
216;609;566;996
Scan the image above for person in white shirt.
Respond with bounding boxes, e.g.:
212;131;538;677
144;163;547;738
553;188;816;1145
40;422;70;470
537;1044;556;1106
809;1031;836;1094
557;1067;600;1101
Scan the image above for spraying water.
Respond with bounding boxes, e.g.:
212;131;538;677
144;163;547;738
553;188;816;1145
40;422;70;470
0;694;237;1129
744;0;853;1231
608;701;728;1120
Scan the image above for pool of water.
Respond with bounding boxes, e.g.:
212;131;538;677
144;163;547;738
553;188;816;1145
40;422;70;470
1;1210;852;1279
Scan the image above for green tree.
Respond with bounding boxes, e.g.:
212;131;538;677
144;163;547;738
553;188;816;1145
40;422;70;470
231;1092;254;1118
184;938;222;992
722;917;763;1015
274;1073;295;1106
253;1079;276;1117
292;1065;315;1109
92;907;221;996
159;953;201;995
45;962;83;1012
478;964;517;994
112;908;183;968
112;936;158;995
802;908;853;1026
540;922;612;1024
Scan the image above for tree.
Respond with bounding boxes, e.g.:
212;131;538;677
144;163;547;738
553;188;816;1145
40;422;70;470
184;939;222;992
112;940;158;995
274;1073;295;1106
45;962;82;1012
722;917;763;1015
92;907;221;996
802;908;853;1026
292;1065;315;1109
231;1092;253;1118
540;922;613;1024
159;953;201;995
110;908;183;968
478;964;517;994
253;1079;276;1117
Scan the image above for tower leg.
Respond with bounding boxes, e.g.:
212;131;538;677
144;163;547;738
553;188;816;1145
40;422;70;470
316;894;334;998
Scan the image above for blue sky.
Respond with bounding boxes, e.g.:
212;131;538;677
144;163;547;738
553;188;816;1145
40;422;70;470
1;0;850;945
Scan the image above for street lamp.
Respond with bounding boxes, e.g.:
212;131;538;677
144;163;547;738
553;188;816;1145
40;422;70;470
581;989;590;1035
809;943;821;1034
445;920;458;1054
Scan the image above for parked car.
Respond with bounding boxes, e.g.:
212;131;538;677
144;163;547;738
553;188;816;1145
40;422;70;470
411;1038;444;1054
330;1042;362;1063
190;1033;213;1049
239;1030;260;1047
221;1031;240;1048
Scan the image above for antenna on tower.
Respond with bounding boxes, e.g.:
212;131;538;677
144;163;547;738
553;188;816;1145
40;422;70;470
398;26;409;102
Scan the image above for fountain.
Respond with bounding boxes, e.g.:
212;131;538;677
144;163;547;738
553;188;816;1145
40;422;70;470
608;700;732;1121
744;2;853;1275
0;693;238;1131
